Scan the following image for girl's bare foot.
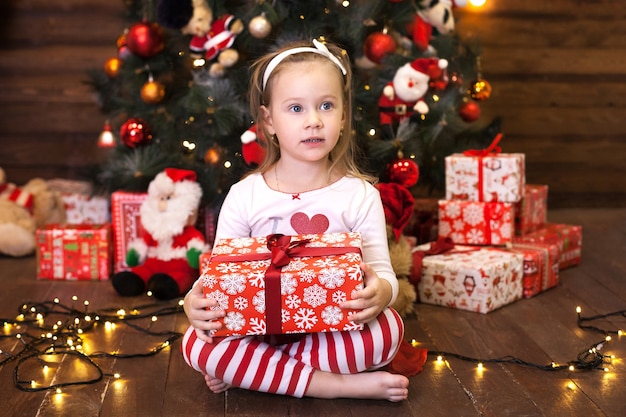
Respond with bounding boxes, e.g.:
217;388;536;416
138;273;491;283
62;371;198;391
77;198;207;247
204;373;232;394
306;370;409;402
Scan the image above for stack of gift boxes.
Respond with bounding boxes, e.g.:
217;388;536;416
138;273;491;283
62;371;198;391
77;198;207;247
35;189;217;281
416;137;583;314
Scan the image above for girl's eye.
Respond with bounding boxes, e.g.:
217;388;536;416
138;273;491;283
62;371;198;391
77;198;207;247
321;102;333;111
289;105;303;113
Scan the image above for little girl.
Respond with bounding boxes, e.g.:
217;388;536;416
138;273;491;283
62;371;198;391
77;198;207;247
182;39;409;402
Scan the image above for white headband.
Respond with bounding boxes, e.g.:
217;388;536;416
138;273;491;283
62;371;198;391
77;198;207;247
262;39;348;90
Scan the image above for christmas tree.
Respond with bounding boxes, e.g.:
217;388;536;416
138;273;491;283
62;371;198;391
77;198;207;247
91;0;499;206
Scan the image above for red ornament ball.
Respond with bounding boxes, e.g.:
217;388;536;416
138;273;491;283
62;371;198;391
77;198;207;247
363;32;396;64
126;21;165;58
120;118;153;148
388;158;419;188
459;100;481;122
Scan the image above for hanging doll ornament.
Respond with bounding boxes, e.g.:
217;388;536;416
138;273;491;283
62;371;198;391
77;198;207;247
125;20;165;58
379;57;448;138
156;0;244;78
120;118;153;148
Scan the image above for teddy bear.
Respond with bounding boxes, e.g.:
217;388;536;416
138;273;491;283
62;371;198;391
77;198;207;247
111;168;209;300
0;167;66;257
157;0;244;78
376;182;417;318
378;57;448;139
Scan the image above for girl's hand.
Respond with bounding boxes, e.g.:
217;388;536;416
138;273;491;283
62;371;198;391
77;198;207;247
183;281;226;343
340;262;392;324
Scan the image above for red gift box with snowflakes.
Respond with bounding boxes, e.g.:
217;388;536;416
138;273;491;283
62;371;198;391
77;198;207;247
444;150;525;203
416;244;524;314
507;241;560;298
514;185;548;236
438;200;515;245
111;191;147;273
514;223;582;269
36;224;112;280
200;232;365;337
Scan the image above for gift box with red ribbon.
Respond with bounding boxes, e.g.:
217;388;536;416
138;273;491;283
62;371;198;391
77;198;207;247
514;184;548;236
506;241;560;298
514;223;582;269
414;241;524;314
201;233;365;337
36;224;112;280
438;200;515;245
445;134;525;203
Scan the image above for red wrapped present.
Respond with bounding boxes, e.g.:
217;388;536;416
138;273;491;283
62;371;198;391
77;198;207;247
438;200;515;245
416;243;524;314
445;135;525;203
201;233;365;337
507;242;560;298
36;224;112;280
111;191;147;273
514;223;582;269
514;185;548;235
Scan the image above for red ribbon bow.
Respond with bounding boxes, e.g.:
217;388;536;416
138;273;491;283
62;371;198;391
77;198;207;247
463;133;503;157
265;234;310;334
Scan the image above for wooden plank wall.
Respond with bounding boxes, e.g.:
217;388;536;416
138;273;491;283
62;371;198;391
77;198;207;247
0;0;624;208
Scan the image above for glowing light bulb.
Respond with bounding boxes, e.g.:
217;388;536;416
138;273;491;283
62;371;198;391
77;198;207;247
436;355;443;363
56;388;62;394
469;0;486;6
114;373;121;379
568;365;575;371
477;363;484;371
576;306;582;314
605;335;612;342
151;316;158;322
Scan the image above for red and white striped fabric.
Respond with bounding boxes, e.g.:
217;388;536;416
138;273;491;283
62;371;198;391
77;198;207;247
0;182;34;212
182;307;404;398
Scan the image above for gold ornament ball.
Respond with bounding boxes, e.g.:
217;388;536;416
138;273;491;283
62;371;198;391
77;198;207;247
469;79;492;101
249;15;272;39
140;80;166;104
204;147;220;165
104;57;122;78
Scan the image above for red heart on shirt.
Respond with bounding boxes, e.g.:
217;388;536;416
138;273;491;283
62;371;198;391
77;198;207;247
290;212;329;234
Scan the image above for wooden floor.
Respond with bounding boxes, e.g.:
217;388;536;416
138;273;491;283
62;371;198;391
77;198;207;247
1;208;625;417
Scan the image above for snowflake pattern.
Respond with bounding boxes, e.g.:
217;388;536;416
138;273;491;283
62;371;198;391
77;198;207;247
303;284;327;308
202;232;364;336
438;200;514;245
318;268;345;289
220;273;247;295
321;305;343;326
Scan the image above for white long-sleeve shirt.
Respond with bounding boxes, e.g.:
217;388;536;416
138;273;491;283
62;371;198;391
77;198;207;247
213;173;398;305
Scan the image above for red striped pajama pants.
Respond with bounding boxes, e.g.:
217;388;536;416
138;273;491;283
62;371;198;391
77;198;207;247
181;307;404;398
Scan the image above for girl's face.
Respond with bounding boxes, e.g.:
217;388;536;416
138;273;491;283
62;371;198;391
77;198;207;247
261;60;345;165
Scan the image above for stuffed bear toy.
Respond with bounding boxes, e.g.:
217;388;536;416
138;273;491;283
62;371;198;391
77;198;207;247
0;167;66;257
378;57;448;139
376;182;417;317
111;168;209;300
157;0;243;78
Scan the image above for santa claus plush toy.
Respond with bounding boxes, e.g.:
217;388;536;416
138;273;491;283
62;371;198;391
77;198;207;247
111;168;209;300
378;57;447;138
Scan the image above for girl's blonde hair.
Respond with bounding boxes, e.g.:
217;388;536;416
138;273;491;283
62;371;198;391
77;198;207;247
247;39;375;183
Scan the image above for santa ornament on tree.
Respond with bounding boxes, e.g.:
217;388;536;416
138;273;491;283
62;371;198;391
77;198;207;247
378;57;448;138
111;168;209;300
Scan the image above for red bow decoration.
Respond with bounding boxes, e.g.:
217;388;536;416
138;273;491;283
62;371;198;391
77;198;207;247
410;237;456;290
265;234;311;334
463;133;503;157
462;133;504;201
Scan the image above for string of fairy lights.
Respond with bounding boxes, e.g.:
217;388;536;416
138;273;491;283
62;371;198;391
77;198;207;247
1;295;184;393
1;296;624;393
